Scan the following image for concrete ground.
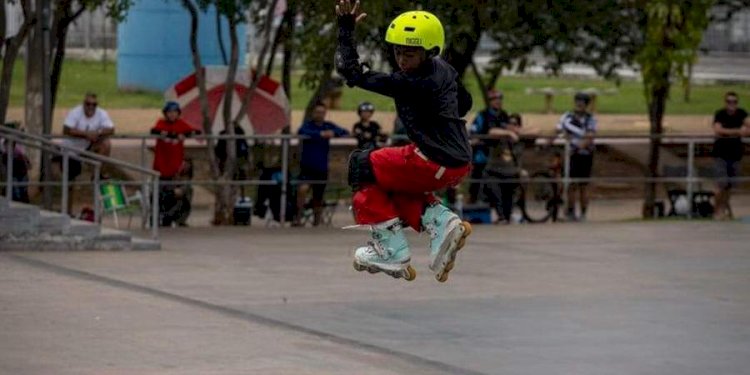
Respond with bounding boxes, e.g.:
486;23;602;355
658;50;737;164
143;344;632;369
2;222;750;375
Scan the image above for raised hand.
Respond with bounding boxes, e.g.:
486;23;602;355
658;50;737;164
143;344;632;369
335;0;367;24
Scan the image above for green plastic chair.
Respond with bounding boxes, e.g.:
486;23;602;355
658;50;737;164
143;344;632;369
99;182;143;228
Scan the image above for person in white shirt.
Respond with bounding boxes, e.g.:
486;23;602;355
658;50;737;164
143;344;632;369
54;92;115;214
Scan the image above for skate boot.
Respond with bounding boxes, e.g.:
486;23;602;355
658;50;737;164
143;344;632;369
422;204;472;283
353;219;416;281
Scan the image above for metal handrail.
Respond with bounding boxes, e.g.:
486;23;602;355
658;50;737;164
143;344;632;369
2;132;104;223
2;127;158;176
0;126;160;239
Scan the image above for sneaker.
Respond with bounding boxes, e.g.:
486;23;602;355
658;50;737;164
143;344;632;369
353;219;415;281
421;204;472;282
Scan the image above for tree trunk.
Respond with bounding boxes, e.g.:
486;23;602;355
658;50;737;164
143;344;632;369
214;18;241;225
183;0;221;226
0;1;35;126
50;4;85;112
442;7;482;77
470;59;489;109
303;63;333;121
642;83;668;218
684;62;693;103
216;10;228;65
232;0;279;127
281;2;296;101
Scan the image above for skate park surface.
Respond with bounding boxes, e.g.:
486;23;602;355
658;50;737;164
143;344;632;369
2;222;749;375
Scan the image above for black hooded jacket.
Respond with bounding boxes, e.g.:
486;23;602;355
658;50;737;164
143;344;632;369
335;16;472;168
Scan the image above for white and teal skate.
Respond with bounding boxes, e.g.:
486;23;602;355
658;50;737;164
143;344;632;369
352;219;416;281
422;204;472;282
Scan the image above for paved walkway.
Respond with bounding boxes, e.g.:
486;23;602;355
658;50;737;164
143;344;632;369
2;222;749;374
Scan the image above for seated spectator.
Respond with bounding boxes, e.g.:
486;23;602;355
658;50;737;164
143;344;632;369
352;102;385;150
215;124;251;180
150;101;199;226
295;102;349;226
483;113;523;224
54;92;114;213
712;91;749;220
0;124;31;203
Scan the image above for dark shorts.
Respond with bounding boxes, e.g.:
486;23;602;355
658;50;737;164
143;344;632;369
568;153;594;184
299;167;328;203
715;158;741;190
52;155;83;180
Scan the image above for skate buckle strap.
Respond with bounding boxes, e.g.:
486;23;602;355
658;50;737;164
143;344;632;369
415;148;446;180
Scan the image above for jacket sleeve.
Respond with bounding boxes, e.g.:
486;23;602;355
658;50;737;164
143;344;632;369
335;15;399;97
298;122;322;138
332;123;350;137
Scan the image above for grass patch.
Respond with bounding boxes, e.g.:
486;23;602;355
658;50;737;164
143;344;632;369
5;58;750;114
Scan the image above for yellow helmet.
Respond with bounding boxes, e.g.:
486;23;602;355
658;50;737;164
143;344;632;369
385;11;445;55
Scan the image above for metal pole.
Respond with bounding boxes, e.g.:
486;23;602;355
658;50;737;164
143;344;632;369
562;138;571;204
280;137;289;227
61;152;69;214
141;179;149;230
140;137;146;169
152;176;159;239
93;164;101;223
686;140;695;219
5;139;14;201
41;0;53;210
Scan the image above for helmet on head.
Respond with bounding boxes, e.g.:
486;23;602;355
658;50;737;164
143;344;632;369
162;101;181;114
385;11;445;56
574;92;591;105
358;102;375;114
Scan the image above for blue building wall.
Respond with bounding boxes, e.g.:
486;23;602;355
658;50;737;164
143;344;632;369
117;0;247;92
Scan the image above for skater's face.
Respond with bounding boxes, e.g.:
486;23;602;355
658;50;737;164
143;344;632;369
490;96;502;110
83;95;98;117
359;111;373;122
165;109;180;122
394;45;425;73
574;99;588;113
312;105;327;123
725;93;739;113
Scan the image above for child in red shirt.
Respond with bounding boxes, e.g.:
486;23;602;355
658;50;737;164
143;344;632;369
150;101;199;179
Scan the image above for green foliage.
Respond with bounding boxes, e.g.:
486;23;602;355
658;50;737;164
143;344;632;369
636;0;714;103
78;0;134;22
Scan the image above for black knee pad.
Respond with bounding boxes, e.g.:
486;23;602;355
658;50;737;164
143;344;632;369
348;149;376;191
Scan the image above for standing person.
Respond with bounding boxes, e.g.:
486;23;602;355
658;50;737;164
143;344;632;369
295;102;349;226
469;89;509;203
150;101;199;226
483;113;524;224
712;91;749;220
555;92;597;222
352;102;385;150
336;1;473;282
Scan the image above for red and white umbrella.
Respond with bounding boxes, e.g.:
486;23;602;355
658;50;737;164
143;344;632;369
165;66;290;135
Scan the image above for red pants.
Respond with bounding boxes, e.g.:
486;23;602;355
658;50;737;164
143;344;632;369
353;144;470;231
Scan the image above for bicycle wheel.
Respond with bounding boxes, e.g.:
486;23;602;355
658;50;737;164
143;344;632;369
520;171;557;223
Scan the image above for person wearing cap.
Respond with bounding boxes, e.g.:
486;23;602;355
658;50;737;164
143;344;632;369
352;101;385;150
151;102;200;226
469;89;510;203
555;92;597;222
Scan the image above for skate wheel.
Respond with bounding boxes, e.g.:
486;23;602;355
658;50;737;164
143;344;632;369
456;221;473;250
353;261;367;272
436;271;449;283
402;265;416;281
367;266;380;274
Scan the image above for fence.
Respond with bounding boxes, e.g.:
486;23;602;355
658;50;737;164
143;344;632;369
2;132;749;227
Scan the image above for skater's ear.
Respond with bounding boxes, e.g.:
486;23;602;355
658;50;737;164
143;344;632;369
425;47;440;59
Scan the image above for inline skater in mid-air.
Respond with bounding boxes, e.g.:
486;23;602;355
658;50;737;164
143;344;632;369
336;0;473;282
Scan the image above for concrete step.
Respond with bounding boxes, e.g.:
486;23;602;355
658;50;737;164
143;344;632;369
0;203;40;237
65;219;101;238
38;211;71;235
130;237;161;251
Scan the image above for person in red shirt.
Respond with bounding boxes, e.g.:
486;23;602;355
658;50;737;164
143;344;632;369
151;101;199;226
151;101;199;178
